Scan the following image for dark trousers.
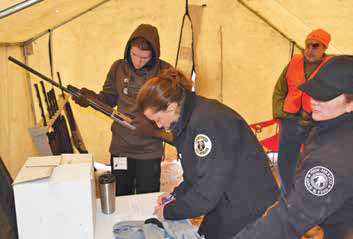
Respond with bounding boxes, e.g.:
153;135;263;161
110;155;161;196
278;119;308;194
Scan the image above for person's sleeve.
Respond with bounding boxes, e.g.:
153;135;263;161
230;159;353;239
229;198;294;239
284;159;353;236
160;60;172;70
164;118;240;219
272;64;289;119
99;61;120;107
171;181;191;196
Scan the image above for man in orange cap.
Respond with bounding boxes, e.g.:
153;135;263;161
272;28;332;194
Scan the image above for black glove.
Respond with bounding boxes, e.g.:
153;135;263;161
72;87;96;108
131;113;160;138
144;218;164;229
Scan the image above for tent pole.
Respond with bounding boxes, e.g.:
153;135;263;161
23;44;37;124
0;0;44;19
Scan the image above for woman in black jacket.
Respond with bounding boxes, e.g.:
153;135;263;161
136;68;279;239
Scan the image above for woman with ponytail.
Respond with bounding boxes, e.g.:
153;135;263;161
137;68;279;239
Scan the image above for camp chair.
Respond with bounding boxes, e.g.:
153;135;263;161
249;119;280;167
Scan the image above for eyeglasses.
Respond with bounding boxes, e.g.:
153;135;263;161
305;43;321;49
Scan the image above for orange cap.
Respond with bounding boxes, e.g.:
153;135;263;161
306;28;331;48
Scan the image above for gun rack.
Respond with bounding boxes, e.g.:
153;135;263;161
29;95;70;156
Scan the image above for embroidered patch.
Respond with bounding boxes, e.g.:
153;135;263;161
194;134;212;157
304;166;335;196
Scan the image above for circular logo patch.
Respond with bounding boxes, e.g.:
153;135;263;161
304;166;334;196
194;134;212;157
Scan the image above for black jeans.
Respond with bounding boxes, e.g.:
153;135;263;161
278;119;309;194
110;155;161;196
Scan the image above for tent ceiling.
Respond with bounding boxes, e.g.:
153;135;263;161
276;0;352;54
1;0;22;10
0;0;108;44
240;0;352;54
0;0;352;54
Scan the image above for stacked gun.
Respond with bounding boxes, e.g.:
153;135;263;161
33;81;74;155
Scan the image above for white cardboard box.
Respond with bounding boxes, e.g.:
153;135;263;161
13;154;96;239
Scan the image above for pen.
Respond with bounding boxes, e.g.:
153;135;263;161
162;194;175;204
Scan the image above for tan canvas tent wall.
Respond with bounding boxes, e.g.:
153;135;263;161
0;0;352;177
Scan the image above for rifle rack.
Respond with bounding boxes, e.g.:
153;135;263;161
29;95;70;156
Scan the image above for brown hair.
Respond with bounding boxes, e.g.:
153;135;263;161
130;37;152;51
344;93;353;103
137;68;193;112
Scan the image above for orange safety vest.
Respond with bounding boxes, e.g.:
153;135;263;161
283;54;333;113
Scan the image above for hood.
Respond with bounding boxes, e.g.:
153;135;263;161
124;24;161;70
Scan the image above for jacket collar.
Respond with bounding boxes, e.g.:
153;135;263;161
171;91;196;140
313;112;353;134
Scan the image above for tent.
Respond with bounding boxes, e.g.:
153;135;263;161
0;0;352;178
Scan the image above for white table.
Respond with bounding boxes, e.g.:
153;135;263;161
94;192;162;239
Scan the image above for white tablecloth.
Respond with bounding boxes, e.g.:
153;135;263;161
94;192;162;239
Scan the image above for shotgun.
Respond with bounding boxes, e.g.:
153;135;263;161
49;88;74;154
58;71;88;153
33;83;47;126
8;56;173;143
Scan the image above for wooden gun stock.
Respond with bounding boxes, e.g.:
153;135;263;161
67;85;173;143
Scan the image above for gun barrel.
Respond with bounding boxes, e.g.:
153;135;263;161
111;113;136;130
33;83;47;126
8;56;136;131
8;56;79;97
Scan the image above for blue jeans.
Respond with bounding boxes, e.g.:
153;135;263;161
278;119;309;194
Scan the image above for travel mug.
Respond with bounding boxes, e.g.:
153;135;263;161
99;173;116;214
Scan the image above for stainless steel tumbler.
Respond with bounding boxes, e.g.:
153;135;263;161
98;173;116;214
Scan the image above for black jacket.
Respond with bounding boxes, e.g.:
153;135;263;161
232;112;353;239
164;92;279;239
0;157;18;239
